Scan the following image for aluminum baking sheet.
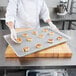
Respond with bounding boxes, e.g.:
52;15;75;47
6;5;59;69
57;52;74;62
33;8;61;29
4;26;67;57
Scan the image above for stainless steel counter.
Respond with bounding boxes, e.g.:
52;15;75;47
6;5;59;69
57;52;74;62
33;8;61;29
0;30;76;69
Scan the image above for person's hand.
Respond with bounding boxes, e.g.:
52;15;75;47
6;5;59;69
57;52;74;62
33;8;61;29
6;21;14;29
45;19;59;32
48;21;60;32
46;19;71;40
10;28;17;42
48;21;71;40
6;21;17;42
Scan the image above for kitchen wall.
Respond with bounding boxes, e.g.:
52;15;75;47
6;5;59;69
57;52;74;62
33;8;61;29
45;0;60;7
0;0;8;6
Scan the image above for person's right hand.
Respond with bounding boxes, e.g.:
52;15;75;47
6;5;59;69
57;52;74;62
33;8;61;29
10;28;17;42
6;21;17;42
6;21;14;29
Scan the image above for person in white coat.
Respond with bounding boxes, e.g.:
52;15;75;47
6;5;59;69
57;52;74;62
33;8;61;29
5;0;59;42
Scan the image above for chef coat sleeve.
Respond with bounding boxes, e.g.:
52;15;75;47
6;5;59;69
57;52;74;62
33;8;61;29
5;0;18;23
40;0;51;22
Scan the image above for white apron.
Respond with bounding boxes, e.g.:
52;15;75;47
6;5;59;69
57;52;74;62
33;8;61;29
6;0;50;28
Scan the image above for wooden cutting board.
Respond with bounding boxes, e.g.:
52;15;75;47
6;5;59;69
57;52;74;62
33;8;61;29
5;28;72;58
5;43;72;58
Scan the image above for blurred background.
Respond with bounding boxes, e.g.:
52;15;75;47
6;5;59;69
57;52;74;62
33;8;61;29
0;0;76;30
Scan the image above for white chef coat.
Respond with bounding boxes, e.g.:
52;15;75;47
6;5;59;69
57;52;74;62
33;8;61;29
5;0;50;28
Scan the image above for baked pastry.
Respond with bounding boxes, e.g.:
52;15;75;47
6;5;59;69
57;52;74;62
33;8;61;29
22;33;28;37
15;38;22;43
48;39;53;43
23;46;29;52
35;43;42;48
57;36;63;40
26;37;32;42
48;32;54;35
38;34;44;38
42;28;48;32
32;31;38;35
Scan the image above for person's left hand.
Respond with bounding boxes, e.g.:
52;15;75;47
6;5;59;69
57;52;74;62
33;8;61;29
45;19;59;32
48;21;60;32
47;21;71;40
